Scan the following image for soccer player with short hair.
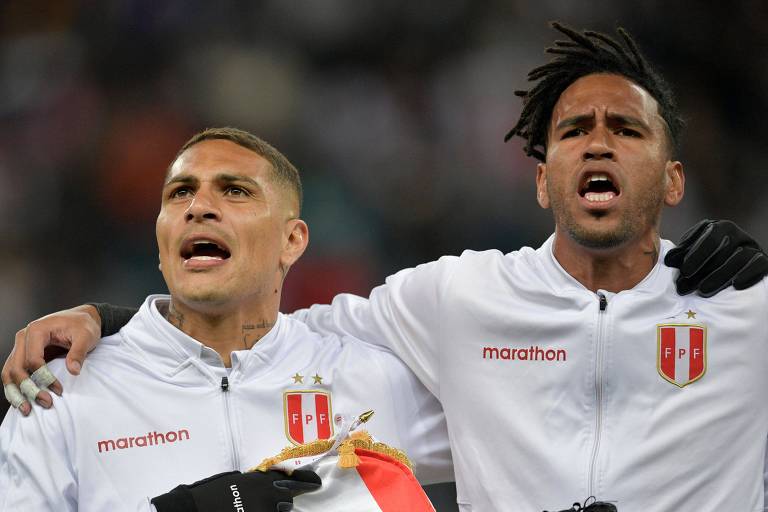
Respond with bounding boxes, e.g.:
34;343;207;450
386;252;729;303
0;127;452;511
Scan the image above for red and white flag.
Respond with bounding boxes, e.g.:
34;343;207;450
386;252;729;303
292;448;435;512
265;410;434;511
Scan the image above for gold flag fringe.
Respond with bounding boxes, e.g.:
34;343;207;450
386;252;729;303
250;430;413;473
337;441;360;468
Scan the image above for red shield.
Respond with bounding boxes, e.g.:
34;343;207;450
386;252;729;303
657;324;707;387
284;391;333;445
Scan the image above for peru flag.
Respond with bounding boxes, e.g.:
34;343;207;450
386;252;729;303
293;449;435;512
657;324;707;387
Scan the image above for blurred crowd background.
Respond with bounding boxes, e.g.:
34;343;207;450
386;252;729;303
1;2;767;503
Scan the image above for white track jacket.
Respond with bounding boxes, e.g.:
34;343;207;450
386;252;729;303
0;296;452;511
295;235;768;511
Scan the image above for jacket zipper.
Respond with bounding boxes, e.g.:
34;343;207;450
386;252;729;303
221;376;240;470
588;292;608;497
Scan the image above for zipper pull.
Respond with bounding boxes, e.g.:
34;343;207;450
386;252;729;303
598;293;607;312
221;376;229;392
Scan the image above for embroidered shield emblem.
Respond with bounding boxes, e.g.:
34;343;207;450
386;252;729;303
657;323;707;387
284;390;333;445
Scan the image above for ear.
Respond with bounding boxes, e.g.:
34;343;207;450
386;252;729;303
280;218;309;271
536;162;550;208
663;160;685;206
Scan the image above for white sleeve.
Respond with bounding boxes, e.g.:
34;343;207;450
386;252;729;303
0;404;78;511
370;348;454;485
293;256;458;398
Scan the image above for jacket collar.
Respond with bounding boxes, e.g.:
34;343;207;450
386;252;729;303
534;233;676;297
120;295;287;380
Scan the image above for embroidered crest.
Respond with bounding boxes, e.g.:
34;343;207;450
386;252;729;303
657;323;707;387
284;390;333;445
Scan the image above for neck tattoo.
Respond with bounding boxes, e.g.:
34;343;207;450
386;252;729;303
166;304;185;330
242;320;275;349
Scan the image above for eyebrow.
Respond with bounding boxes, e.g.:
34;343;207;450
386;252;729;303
554;112;650;132
164;173;263;189
164;174;198;187
607;113;649;130
555;113;595;131
216;173;262;189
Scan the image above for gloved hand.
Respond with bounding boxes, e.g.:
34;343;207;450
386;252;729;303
544;498;617;512
665;219;768;297
151;469;321;512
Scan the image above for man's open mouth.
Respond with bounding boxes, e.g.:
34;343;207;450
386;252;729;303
180;239;231;261
579;173;620;203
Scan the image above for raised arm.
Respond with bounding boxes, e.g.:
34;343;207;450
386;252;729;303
295;256;454;398
2;303;136;415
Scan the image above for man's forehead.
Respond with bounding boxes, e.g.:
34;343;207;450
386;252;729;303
551;73;661;123
167;139;270;182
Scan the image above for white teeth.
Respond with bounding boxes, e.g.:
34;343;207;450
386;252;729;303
189;255;223;261
588;174;609;182
193;240;218;246
585;191;616;203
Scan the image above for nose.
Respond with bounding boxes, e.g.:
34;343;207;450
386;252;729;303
582;127;614;161
184;190;221;222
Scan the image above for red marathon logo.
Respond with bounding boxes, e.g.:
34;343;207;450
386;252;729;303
482;345;566;362
97;428;190;453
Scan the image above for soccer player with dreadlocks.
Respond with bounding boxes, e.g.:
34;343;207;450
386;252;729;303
295;22;768;509
4;23;768;511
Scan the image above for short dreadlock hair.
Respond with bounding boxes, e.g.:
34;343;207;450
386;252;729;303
505;22;684;161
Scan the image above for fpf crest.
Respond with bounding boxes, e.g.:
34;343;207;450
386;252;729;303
283;390;333;445
657;323;707;387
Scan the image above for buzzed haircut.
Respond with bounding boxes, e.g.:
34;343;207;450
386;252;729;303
505;22;685;161
171;127;303;211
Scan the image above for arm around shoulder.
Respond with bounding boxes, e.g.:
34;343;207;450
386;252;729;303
293;256;460;394
2;302;139;415
88;303;139;337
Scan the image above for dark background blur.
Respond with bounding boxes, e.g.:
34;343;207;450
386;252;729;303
1;1;767;507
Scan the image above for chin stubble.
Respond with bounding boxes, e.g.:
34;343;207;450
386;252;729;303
551;182;664;250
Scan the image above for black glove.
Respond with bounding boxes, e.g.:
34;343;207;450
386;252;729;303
544;498;617;512
151;469;321;512
665;219;768;297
